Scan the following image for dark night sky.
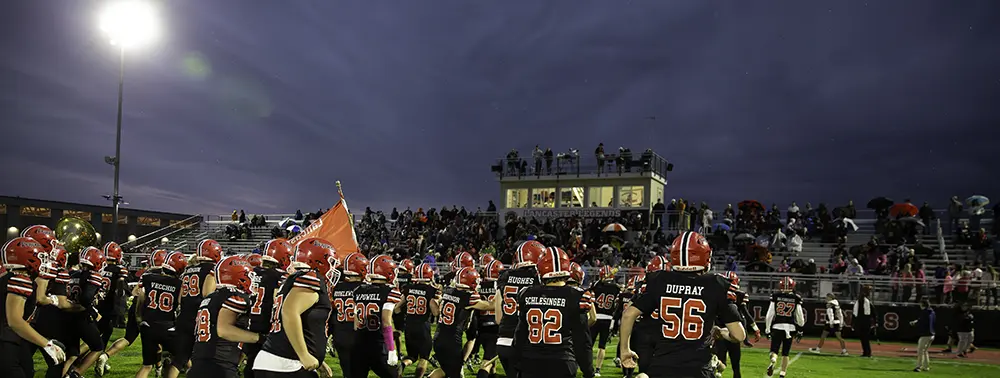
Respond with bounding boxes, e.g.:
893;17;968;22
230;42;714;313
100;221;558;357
1;1;998;216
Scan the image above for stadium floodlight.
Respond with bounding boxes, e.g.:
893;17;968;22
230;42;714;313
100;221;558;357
98;0;160;48
97;0;162;243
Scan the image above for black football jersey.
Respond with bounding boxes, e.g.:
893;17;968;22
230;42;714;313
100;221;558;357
139;271;182;324
767;292;803;330
631;271;739;370
0;272;37;342
33;270;71;325
179;262;217;326
573;286;594;343
513;285;592;361
353;283;402;344
496;267;539;340
590;280;621;320
435;287;480;344
192;287;252;367
330;280;363;341
97;263;129;315
394;272;412;326
402;282;438;329
262;269;333;361
477;279;499;328
248;267;286;333
67;269;103;318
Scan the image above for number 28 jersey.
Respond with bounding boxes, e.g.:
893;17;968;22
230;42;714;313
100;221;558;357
631;271;739;370
513;285;592;361
402;282;439;330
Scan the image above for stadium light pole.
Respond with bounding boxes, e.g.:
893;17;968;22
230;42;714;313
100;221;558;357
98;0;160;242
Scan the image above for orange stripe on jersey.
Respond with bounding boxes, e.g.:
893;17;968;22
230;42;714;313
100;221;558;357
223;296;248;313
727;291;737;302
469;293;481;302
387;288;403;304
293;272;322;291
7;280;34;297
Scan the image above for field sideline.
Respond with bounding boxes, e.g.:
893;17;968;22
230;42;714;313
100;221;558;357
34;330;1000;377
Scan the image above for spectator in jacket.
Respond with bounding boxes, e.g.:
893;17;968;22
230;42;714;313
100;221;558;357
853;285;877;357
909;299;934;372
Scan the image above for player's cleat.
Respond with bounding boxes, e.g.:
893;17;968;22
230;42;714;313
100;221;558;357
614;357;621;368
95;352;109;377
429;355;439;368
594;368;601;377
840;349;849;356
969;345;977;354
766;362;775;377
808;347;821;354
913;367;921;372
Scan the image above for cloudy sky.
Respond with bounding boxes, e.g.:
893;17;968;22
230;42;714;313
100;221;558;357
1;1;998;216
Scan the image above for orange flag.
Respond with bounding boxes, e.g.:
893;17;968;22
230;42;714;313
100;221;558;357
288;181;359;260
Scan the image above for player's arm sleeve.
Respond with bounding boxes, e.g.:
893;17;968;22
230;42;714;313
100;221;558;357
738;300;758;331
83;272;102;307
630;288;656;316
794;304;806;328
765;301;776;330
826;307;834;323
385;287;402;311
5;276;34;298
513;296;527;347
291;272;323;292
223;295;249;314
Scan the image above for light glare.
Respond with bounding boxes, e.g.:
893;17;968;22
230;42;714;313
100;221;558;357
99;1;160;48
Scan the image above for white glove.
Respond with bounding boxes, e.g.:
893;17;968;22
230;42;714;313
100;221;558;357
47;295;59;306
386;350;398;366
42;339;67;365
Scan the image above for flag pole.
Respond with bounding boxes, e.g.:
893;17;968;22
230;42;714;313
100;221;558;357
335;180;356;227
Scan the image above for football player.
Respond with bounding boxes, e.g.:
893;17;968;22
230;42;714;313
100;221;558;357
92;241;128;376
446;252;479;368
61;247;109;377
513;247;593;378
134;250;187;378
401;262;440;378
100;258;150;375
713;271;760;378
2;236;67;378
613;272;642;372
464;253;495;368
567;262;598;378
394;258;415;357
431;267;490;378
620;231;746;378
351;254;403;378
244;239;293;378
474;259;503;378
589;265;618;376
764;277;804;378
252;237;338;378
190;255;268;377
173;240;223;376
625;255;671;376
29;242;74;378
808;292;848;356
331;252;369;377
495;240;544;377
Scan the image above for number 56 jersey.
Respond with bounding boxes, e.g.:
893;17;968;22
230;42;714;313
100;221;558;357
513;285;592;361
631;271;740;370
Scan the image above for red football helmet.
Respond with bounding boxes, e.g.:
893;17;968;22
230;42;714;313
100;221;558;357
454;267;481;291
451;252;474;271
537;247;571;280
215;255;256;294
150;249;170;268
341;252;369;277
164;251;188;273
103;242;123;263
399;259;415;274
598;266;614;281
719;271;740;287
294;238;339;283
515;240;546;268
48;242;68;271
669;231;712;272
197;239;224;263
2;237;46;274
483;260;504;281
413;263;435;282
479;254;495;268
568;262;585;284
261;239;293;269
778;276;795;291
627;273;646;290
245;253;263;268
80;246;107;271
21;225;57;252
367;254;398;283
646;255;670;273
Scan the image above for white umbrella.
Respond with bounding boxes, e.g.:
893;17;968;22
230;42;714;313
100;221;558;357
603;223;627;232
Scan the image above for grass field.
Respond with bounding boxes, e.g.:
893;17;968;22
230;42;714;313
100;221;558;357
36;330;1000;378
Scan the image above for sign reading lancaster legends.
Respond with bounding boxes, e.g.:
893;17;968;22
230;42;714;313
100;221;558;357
521;208;622;218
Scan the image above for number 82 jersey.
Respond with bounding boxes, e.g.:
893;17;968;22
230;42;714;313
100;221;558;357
514;285;592;361
630;271;740;370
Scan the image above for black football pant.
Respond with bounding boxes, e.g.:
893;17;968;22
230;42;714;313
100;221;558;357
243;342;263;378
188;359;240;378
519;358;577;378
32;313;69;378
496;344;519;378
433;340;464;378
575;342;595;378
348;340;398;378
332;334;356;378
714;339;742;378
1;341;33;378
252;368;318;378
97;313;117;348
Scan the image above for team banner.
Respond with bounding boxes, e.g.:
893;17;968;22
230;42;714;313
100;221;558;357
746;300;998;346
287;181;359;260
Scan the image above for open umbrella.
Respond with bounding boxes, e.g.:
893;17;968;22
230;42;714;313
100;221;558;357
889;203;918;218
734;233;755;242
713;223;731;232
738;200;764;212
286;225;302;234
866;197;894;209
966;195;989;208
603;223;627;232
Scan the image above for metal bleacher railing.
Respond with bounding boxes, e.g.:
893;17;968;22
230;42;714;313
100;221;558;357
493;150;671;179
